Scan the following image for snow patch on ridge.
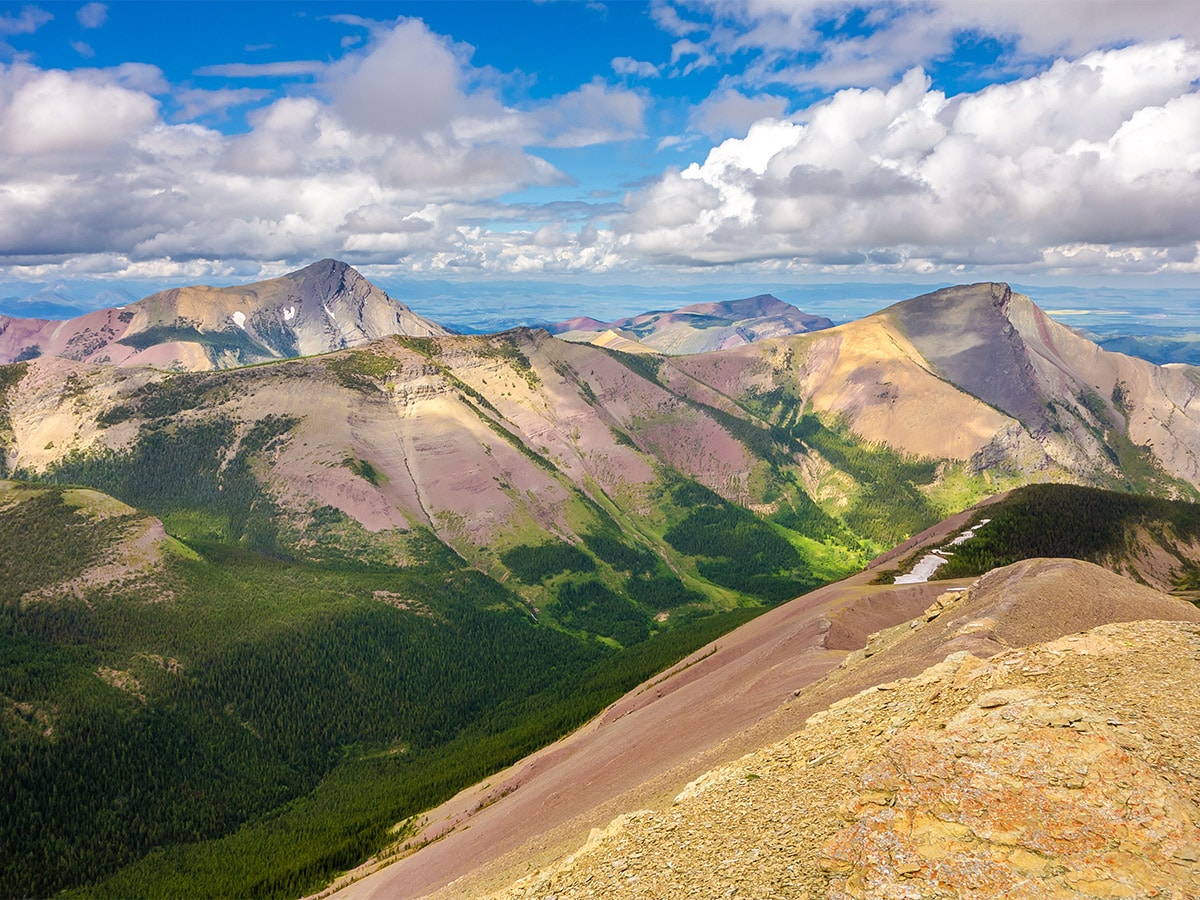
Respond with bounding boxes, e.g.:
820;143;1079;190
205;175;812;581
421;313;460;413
895;519;990;584
231;311;246;329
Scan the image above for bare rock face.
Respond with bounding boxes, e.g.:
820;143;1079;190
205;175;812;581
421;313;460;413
881;283;1050;433
228;258;447;358
822;633;1200;898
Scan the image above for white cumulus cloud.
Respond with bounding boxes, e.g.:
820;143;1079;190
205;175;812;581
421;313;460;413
617;42;1200;275
1;9;1197;283
0;17;645;277
530;78;646;148
0;64;159;157
0;6;51;37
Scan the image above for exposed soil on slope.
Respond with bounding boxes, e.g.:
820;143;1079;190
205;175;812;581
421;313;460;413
322;572;946;900
668;315;1027;464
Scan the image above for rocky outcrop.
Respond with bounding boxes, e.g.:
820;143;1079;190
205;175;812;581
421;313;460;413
822;632;1200;899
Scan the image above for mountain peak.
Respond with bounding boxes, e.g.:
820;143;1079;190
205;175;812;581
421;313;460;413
883;281;1012;315
307;257;349;270
283;257;366;303
0;259;446;371
293;257;357;280
879;281;1047;430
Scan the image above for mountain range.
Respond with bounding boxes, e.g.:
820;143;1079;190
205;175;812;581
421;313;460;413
3;262;1200;898
545;293;833;355
5;273;1199;575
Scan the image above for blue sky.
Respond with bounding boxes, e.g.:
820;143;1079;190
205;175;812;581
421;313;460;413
0;1;1197;318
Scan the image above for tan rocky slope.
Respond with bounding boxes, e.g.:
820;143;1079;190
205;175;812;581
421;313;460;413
483;564;1200;900
0;259;445;371
325;551;1200;900
667;282;1200;492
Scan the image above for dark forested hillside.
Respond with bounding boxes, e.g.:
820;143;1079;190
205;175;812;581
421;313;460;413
0;483;762;897
927;484;1200;588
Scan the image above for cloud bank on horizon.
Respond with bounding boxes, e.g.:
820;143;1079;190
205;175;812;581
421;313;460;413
0;0;1197;286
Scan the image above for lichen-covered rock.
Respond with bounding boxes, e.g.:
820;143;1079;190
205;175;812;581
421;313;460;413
823;694;1200;898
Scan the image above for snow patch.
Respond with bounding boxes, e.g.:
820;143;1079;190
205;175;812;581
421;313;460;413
232;311;246;329
895;552;948;584
895;519;990;584
283;305;296;321
323;303;336;321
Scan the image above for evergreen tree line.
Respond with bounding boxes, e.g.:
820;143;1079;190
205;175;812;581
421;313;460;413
663;480;821;602
0;523;605;897
935;483;1200;579
0;481;768;897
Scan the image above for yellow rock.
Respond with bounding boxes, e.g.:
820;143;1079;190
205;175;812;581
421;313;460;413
817;853;852;874
1007;847;1049;873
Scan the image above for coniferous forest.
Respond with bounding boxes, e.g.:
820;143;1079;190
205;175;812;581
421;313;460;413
932;483;1200;582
